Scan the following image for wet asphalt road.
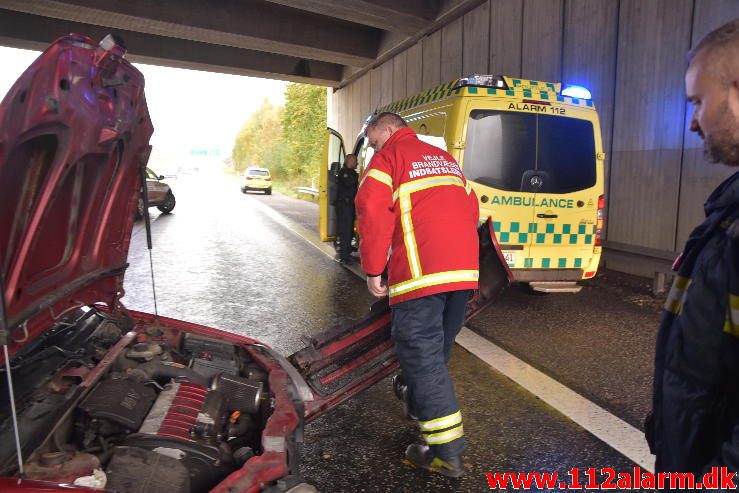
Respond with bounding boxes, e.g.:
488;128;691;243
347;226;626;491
124;171;664;492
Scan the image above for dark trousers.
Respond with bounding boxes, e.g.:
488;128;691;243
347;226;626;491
336;202;355;261
391;289;471;459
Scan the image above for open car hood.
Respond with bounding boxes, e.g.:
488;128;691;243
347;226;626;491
0;34;153;359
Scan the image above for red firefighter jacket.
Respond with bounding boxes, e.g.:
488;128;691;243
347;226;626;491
355;127;480;305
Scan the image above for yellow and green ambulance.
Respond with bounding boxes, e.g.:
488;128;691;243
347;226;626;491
321;75;605;293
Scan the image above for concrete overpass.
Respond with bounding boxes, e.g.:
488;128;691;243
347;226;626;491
1;0;739;280
0;0;485;86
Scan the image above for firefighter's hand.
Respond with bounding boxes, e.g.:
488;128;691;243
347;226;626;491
366;275;388;297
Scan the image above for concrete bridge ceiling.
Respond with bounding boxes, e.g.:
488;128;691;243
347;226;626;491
0;0;485;86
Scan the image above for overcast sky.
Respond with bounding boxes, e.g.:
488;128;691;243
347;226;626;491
0;46;287;168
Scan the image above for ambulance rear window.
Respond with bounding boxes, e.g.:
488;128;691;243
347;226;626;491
464;110;596;194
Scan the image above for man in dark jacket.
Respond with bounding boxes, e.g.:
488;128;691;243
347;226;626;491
647;18;739;483
334;154;358;264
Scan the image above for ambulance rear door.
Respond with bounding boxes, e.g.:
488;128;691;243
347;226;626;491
526;112;602;279
319;128;346;241
461;107;536;271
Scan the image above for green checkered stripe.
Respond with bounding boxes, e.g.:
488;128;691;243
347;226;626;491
380;79;461;114
376;77;594;117
519;256;589;269
505;78;594;107
493;221;596;269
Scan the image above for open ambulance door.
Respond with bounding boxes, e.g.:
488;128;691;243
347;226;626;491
289;218;514;422
319;128;346;241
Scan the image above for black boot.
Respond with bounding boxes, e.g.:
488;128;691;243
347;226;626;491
404;444;465;478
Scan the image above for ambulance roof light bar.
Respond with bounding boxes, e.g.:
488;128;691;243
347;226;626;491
455;75;508;90
561;84;592;100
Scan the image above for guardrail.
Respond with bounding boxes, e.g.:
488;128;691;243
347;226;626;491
295;186;319;198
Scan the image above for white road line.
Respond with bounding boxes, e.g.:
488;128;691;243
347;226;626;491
245;195;336;257
253;194;656;472
244;195;366;276
455;328;655;472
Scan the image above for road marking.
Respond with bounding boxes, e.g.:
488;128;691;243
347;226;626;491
455;328;654;471
253;193;655;472
244;195;366;276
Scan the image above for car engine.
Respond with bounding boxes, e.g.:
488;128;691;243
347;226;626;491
0;307;273;493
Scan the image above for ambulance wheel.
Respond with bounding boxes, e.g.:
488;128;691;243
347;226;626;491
265;188;272;195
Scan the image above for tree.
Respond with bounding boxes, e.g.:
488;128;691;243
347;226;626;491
281;83;327;179
231;84;326;185
232;99;283;173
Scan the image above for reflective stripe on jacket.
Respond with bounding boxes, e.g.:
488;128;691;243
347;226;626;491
355;127;479;305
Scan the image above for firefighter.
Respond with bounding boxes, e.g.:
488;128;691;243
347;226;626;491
355;112;479;478
334;154;358;264
646;18;739;480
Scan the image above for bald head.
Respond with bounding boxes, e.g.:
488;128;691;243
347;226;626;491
366;112;407;132
365;112;407;152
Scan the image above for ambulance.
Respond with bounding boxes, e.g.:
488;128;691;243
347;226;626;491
320;75;606;293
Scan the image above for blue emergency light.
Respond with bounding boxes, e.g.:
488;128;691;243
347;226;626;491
561;84;592;100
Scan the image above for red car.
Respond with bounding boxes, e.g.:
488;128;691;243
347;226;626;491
0;35;509;493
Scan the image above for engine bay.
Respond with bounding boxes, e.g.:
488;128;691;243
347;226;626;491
0;306;279;493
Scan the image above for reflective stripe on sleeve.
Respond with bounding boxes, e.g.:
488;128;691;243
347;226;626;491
724;294;739;338
664;275;691;314
389;270;479;297
363;169;393;191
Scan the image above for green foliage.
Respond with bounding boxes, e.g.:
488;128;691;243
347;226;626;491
232;99;283;173
231;84;326;183
281;83;327;179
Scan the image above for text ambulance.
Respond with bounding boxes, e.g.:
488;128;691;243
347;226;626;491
320;75;605;293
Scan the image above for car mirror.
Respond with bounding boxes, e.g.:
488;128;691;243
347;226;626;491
158;175;165;180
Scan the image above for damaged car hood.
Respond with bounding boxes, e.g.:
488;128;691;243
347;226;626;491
0;34;153;358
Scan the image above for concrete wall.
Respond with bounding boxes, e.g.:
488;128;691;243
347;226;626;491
327;0;739;277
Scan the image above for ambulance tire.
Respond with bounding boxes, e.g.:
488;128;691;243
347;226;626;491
265;188;272;195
